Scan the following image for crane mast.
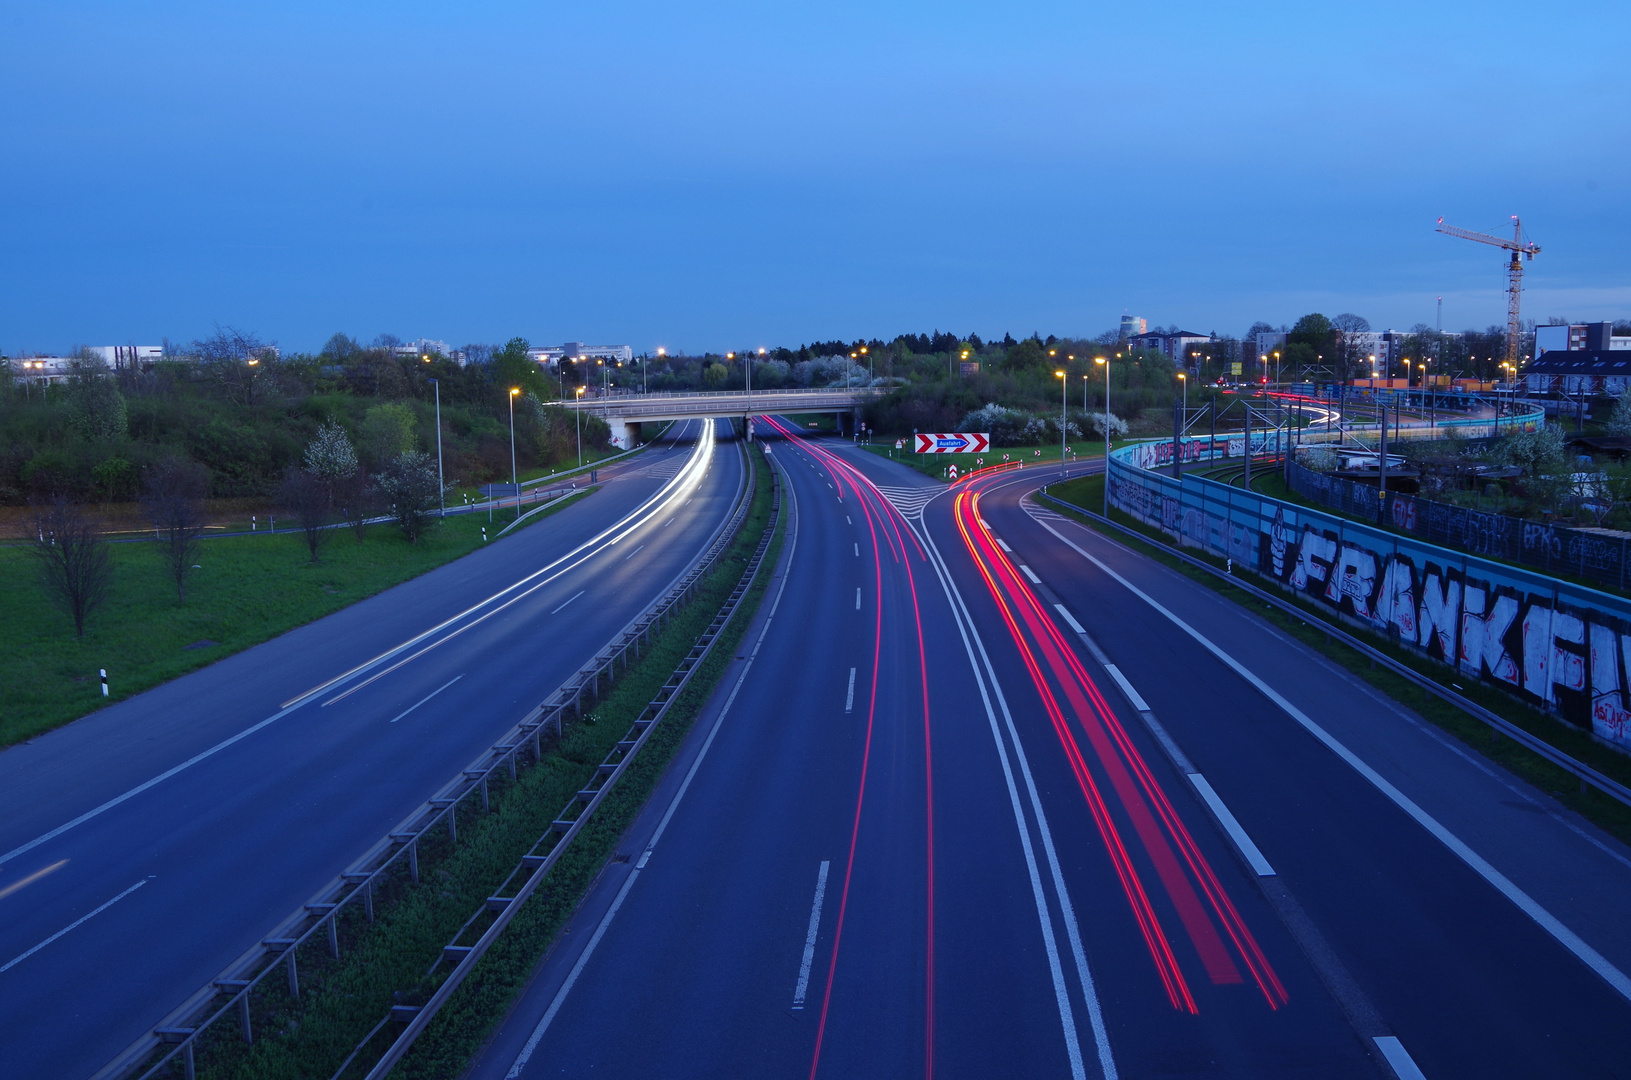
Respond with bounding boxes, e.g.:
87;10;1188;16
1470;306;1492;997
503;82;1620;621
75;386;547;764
1435;216;1540;372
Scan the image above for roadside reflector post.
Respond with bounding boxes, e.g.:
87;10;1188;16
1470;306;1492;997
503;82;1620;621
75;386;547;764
100;669;108;697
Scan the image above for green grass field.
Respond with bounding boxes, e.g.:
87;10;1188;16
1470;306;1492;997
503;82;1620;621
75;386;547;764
0;492;591;749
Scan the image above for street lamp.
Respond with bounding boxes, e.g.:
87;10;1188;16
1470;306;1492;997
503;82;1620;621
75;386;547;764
1095;356;1110;515
428;377;445;516
508;388;521;520
574;386;586;467
1055;370;1067;478
1178;370;1187;411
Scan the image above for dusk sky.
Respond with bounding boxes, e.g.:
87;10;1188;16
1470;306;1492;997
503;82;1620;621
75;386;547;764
4;1;1627;356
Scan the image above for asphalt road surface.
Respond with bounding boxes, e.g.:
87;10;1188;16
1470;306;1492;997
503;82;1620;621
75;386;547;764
465;425;1631;1080
0;419;747;1080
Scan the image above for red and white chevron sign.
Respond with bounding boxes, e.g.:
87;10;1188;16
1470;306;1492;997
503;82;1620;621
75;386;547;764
914;432;990;454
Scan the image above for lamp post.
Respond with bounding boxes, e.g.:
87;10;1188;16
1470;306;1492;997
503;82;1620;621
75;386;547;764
575;386;585;468
1095;356;1110;516
1178;370;1187;412
428;377;445;516
1055;370;1067;478
508;388;521;520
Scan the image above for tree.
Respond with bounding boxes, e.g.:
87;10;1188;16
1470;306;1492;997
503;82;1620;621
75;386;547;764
279;466;332;562
193;325;273;406
376;450;443;542
32;498;114;638
140;457;210;601
1608;395;1631;439
304;421;359;484
492;337;549;400
63;353;129;442
1330;313;1372;381
361;403;417;468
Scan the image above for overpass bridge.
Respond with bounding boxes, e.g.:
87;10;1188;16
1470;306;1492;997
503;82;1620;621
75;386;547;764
559;387;883;448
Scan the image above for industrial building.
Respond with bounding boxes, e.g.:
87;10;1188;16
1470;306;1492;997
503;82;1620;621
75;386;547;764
1534;321;1631;356
528;342;634;365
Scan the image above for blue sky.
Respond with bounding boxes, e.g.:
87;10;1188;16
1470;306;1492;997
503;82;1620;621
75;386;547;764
3;1;1627;355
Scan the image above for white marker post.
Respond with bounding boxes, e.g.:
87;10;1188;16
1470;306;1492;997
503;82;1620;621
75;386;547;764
99;669;108;697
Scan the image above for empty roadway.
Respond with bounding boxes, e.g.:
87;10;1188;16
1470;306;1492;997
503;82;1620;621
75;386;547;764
0;419;746;1080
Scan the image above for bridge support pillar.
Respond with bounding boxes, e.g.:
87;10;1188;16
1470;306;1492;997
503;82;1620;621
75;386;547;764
606;417;641;450
835;410;855;437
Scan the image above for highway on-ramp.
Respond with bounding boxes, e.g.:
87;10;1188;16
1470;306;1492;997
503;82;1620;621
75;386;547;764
465;425;1631;1079
0;419;745;1080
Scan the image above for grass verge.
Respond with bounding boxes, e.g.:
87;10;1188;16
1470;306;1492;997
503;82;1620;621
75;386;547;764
0;490;593;750
1045;473;1631;848
178;446;781;1080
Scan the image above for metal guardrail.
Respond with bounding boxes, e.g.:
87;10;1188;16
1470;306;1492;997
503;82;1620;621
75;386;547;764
1036;490;1631;812
109;440;763;1080
355;452;782;1080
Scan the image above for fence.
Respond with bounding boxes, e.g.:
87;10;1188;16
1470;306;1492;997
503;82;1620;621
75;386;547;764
1287;462;1631;592
1105;433;1631;753
114;442;766;1080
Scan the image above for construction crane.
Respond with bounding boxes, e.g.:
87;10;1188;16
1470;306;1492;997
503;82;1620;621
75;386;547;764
1435;215;1540;372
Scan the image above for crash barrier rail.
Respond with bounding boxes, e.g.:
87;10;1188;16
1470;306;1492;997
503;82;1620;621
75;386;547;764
1100;432;1631;757
1286;461;1631;592
113;442;765;1080
1036;489;1631;812
355;454;782;1080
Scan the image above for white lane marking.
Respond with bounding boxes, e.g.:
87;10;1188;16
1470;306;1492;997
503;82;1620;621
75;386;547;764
1020;564;1042;585
792;861;831;1009
623;544;645;561
1102;664;1150;712
1373;1036;1429;1080
389;676;463;724
1;428;721;872
505;451;802;1079
663;518;674;527
0;859;67;902
853;543;859;557
0;877;148;974
854;588;861;610
1189;775;1276;877
996;538;1012;552
1032;510;1631;1006
916;523;1111;1080
549;591;585;615
846;516;852;524
1053;603;1085;635
845;668;856;714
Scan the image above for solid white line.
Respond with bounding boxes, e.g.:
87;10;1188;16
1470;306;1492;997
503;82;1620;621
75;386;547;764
0;878;148;974
504;452;801;1078
1372;1036;1429;1080
0;859;67;902
388;676;463;724
623;544;645;561
550;591;585;615
1102;664;1150;712
1020;564;1042;584
916;526;1104;1080
792;861;831;1008
854;587;861;610
1052;603;1085;635
1189;774;1276;876
1032;509;1631;1005
996;538;1012;552
845;668;856;714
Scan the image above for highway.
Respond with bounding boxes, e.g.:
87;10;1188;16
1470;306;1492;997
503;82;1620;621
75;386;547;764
0;419;747;1080
465;424;1631;1079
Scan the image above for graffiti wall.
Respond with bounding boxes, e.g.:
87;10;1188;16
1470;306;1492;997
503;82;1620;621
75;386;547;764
1106;439;1631;750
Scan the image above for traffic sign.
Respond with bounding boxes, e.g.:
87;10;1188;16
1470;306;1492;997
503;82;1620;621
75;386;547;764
914;432;990;454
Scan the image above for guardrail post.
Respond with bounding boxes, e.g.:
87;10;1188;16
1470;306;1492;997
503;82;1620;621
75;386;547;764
407;839;418;883
287;948;299;1000
448;803;458;844
480;777;490;813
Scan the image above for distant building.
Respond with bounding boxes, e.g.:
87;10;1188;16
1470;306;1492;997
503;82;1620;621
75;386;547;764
389;339;459;362
1118;315;1146;340
1534;322;1631;356
528;342;634;366
1128;329;1213;368
1523;350;1631;395
88;345;163;370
